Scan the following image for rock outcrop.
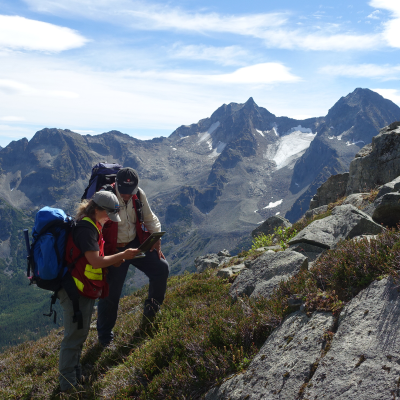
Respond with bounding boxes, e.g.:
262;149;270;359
303;277;400;400
289;204;384;249
251;215;292;238
229;251;308;301
309;172;349;210
205;311;335;400
346;121;400;195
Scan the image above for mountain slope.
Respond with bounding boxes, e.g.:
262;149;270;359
286;88;400;221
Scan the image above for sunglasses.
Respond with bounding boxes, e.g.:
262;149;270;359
100;206;120;214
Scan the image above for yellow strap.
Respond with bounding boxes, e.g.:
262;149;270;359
73;277;84;292
84;264;103;281
82;217;100;234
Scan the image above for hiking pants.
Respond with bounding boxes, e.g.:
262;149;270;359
97;236;169;345
58;288;95;391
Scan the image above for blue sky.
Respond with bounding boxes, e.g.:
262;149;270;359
0;0;399;147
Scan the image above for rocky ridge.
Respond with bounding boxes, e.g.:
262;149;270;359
197;121;400;400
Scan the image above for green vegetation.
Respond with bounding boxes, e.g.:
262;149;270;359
2;220;400;398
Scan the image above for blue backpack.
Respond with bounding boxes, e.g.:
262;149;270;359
25;207;83;329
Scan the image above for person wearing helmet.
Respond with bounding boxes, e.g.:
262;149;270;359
97;167;169;346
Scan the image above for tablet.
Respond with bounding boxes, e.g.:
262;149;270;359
137;231;165;254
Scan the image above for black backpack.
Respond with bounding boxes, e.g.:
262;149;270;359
82;162;122;200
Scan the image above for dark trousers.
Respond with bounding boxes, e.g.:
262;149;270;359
97;236;169;345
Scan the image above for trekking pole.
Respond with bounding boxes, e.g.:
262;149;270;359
23;229;32;277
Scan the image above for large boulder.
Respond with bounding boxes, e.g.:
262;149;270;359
251;215;292;238
229;251;308;301
309;172;349;210
376;175;400;198
303;277;400;400
342;193;371;209
194;253;231;273
289;204;384;249
371;192;400;227
304;205;328;220
346;121;400;195
205;311;334;400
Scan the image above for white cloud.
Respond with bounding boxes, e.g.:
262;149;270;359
213;63;300;84
24;0;287;35
367;10;381;19
319;64;400;80
117;63;300;85
24;0;385;52
0;79;79;98
262;30;382;51
169;44;250;66
372;88;400;105
369;0;400;47
0;15;88;52
0;116;25;122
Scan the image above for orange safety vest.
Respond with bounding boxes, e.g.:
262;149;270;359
65;217;109;299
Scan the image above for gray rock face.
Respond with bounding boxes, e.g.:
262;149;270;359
304;205;328;220
289;204;384;249
309;172;349;210
216;264;246;279
371;192;400;227
347;123;400;195
251;215;292;238
287;242;326;262
194;253;230;273
342;193;370;209
229;251;308;301
376;175;400;198
205;311;334;400
304;277;400;400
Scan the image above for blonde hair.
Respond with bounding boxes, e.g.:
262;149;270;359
75;199;100;221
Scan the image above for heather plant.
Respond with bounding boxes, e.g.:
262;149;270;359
312;228;400;300
2;216;400;399
251;226;298;252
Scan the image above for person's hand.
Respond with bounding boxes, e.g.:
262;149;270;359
123;248;142;260
151;240;165;259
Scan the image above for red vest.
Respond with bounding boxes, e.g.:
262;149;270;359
65;217;109;299
102;191;150;255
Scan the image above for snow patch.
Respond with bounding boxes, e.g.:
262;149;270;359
179;136;189;140
256;129;264;137
346;140;365;147
263;199;283;209
289;125;312;134
209;141;227;158
272;127;279;137
276;212;280;215
257;221;265;224
267;130;316;170
198;121;220;144
337;134;342;140
172;148;177;151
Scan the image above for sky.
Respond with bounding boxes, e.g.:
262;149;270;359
0;0;399;147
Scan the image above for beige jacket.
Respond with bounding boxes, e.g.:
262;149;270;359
115;186;161;243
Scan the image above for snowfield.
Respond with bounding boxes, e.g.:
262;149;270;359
264;199;283;209
267;129;316;170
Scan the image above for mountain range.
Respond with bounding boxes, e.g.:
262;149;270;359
1;87;400;348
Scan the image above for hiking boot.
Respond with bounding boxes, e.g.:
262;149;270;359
138;314;156;337
57;385;85;399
